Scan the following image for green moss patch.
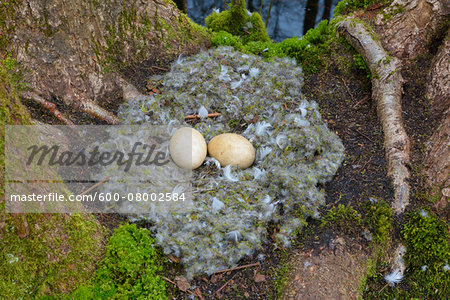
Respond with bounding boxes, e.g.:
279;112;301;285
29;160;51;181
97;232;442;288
363;208;449;299
61;223;166;299
209;18;335;74
206;0;270;45
0;212;105;298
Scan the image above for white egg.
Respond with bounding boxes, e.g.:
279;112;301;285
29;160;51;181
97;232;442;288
169;127;207;169
208;133;255;169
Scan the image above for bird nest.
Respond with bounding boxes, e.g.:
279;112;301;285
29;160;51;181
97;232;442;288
102;46;344;278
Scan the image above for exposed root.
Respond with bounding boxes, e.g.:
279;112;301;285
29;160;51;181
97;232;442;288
80;99;121;125
21;91;76;126
22;91;121;125
116;76;149;102
337;17;410;214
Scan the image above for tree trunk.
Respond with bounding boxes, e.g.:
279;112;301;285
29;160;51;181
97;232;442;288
3;0;210;124
374;0;449;59
424;28;450;209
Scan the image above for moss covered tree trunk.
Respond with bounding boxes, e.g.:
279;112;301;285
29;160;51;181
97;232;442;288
3;0;210;124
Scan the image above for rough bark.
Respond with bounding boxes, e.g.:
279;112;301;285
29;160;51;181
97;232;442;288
426;27;450;120
4;0;210;123
337;17;410;213
424;28;450;207
375;0;450;59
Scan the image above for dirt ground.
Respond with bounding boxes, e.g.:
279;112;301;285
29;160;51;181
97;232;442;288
282;236;368;300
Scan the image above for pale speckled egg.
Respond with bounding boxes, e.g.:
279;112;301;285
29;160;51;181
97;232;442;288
169;127;207;169
208;133;255;169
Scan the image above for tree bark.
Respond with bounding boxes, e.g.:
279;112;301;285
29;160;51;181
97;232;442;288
374;0;450;59
424;28;450;208
4;0;210;124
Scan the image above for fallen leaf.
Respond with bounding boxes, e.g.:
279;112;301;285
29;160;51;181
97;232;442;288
174;275;190;292
254;273;266;283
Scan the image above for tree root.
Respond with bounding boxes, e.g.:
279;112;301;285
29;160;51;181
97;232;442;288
79;99;121;124
22;76;151;125
22;91;76;126
22;91;121;125
337;17;410;214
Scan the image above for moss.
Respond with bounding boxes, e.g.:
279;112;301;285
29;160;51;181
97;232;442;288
401;209;449;297
205;1;270;45
363;208;449;299
382;3;406;21
363;199;392;244
211;31;244;50
0;0;22;52
334;0;391;16
0;55;30;200
94;1;210;73
62;224;167;299
210;18;335;74
320;203;362;234
0;212;105;298
244;40;284;59
353;53;372;79
274;259;291;298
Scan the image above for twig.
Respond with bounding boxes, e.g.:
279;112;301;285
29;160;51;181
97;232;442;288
362;156;373;170
340;77;355;103
265;0;273;28
185;112;221;120
213;262;260;274
214;273;236;296
352;128;375;143
151;66;169;71
162;277;195;295
21;91;76;126
379;283;389;293
79;176;112;196
353;95;370;109
338;17;410;213
260;0;263;15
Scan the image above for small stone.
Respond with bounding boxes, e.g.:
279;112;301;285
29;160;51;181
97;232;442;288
207;133;255;169
169;127;207;169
